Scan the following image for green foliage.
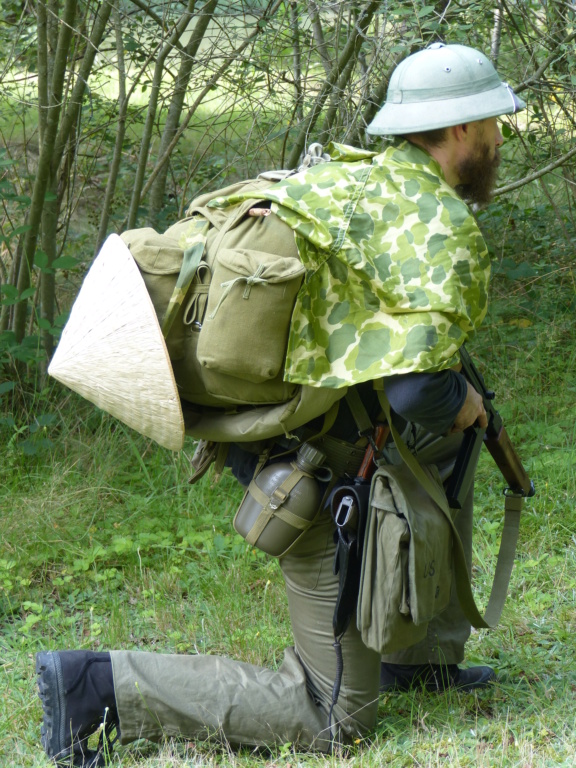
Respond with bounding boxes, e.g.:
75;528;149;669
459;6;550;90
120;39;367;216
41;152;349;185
2;0;576;381
1;262;576;765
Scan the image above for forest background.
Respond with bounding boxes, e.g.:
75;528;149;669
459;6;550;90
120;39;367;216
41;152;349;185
1;0;576;765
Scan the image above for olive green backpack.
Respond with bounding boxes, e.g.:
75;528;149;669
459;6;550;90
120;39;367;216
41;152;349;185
120;175;346;445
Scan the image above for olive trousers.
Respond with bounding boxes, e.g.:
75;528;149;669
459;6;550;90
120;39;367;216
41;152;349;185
110;427;473;751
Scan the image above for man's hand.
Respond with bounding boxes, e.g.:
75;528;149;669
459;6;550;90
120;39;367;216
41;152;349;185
450;381;488;433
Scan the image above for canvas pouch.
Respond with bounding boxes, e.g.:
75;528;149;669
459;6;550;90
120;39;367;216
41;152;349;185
196;247;305;384
357;462;454;655
120;226;187;361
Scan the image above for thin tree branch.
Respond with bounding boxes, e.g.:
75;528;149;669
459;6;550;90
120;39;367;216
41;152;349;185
514;29;576;93
495;143;576;196
286;0;381;170
308;0;331;76
129;0;285;218
146;0;218;227
126;0;197;229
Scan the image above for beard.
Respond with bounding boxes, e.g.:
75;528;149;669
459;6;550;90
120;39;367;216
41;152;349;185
454;142;501;207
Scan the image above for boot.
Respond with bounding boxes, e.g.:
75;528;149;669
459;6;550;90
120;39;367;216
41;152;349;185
36;650;119;767
380;662;495;693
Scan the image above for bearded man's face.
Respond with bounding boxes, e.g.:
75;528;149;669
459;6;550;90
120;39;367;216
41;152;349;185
455;122;502;206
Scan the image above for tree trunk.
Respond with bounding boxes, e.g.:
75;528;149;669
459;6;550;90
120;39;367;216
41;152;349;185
39;197;58;358
126;1;198;230
95;0;129;254
308;0;331;76
133;0;284;212
13;0;77;344
289;0;304;123
491;3;503;65
13;0;113;346
286;0;381;169
146;0;219;228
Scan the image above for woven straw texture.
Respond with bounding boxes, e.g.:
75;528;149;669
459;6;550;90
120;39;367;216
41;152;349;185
48;234;185;451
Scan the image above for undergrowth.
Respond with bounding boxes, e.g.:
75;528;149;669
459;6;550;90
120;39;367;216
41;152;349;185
1;260;575;766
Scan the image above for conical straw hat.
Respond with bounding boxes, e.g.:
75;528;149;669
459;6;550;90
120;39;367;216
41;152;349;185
49;233;185;451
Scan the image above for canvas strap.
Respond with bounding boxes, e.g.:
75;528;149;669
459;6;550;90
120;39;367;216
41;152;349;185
373;382;522;629
246;472;315;545
161;218;210;337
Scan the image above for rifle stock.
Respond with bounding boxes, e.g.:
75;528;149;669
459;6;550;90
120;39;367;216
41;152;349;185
356;423;390;483
446;345;535;508
484;424;534;497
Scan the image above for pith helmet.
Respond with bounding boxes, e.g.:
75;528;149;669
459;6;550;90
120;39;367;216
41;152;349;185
368;42;526;136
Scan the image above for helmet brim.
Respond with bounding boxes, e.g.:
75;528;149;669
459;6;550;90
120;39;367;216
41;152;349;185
367;82;526;136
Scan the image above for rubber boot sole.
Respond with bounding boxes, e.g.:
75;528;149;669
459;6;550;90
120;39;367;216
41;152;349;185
36;651;105;767
36;651;69;762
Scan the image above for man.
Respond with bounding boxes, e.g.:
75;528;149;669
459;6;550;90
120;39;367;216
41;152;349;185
36;43;525;766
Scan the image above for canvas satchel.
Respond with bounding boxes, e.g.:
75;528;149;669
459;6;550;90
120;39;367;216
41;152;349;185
357;462;454;654
356;384;524;656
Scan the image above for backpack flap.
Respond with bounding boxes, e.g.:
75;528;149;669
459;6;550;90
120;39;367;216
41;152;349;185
197;248;305;383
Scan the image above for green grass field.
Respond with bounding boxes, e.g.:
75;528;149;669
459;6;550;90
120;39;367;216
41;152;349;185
1;264;575;767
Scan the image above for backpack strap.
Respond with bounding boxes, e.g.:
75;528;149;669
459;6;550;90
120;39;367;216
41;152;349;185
161;218;210;337
344;386;375;441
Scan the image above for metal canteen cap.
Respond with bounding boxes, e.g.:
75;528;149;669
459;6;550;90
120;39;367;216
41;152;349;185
367;42;526;135
295;442;326;472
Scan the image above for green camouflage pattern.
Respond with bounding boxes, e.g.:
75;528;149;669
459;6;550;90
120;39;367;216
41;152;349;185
210;139;490;388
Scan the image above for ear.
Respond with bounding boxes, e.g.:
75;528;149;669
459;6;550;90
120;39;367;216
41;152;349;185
451;123;471;143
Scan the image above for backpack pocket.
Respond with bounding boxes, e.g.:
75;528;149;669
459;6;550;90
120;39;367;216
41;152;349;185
196;248;305;384
121;228;187;360
121;227;182;315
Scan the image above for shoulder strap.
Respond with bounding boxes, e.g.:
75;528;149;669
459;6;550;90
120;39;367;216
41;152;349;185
161;218;210;337
374;383;522;629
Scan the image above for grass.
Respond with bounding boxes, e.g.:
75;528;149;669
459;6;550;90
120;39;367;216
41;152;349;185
1;262;576;766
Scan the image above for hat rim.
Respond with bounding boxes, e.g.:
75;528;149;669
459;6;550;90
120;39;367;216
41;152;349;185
367;84;526;135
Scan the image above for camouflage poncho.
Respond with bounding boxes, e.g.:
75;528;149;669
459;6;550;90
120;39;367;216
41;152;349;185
211;139;490;388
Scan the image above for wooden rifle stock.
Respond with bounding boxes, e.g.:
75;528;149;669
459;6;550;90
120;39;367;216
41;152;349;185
484;424;535;497
446;345;535;507
356;423;390;483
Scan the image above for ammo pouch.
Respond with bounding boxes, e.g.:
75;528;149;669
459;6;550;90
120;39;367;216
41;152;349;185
357;462;453;654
